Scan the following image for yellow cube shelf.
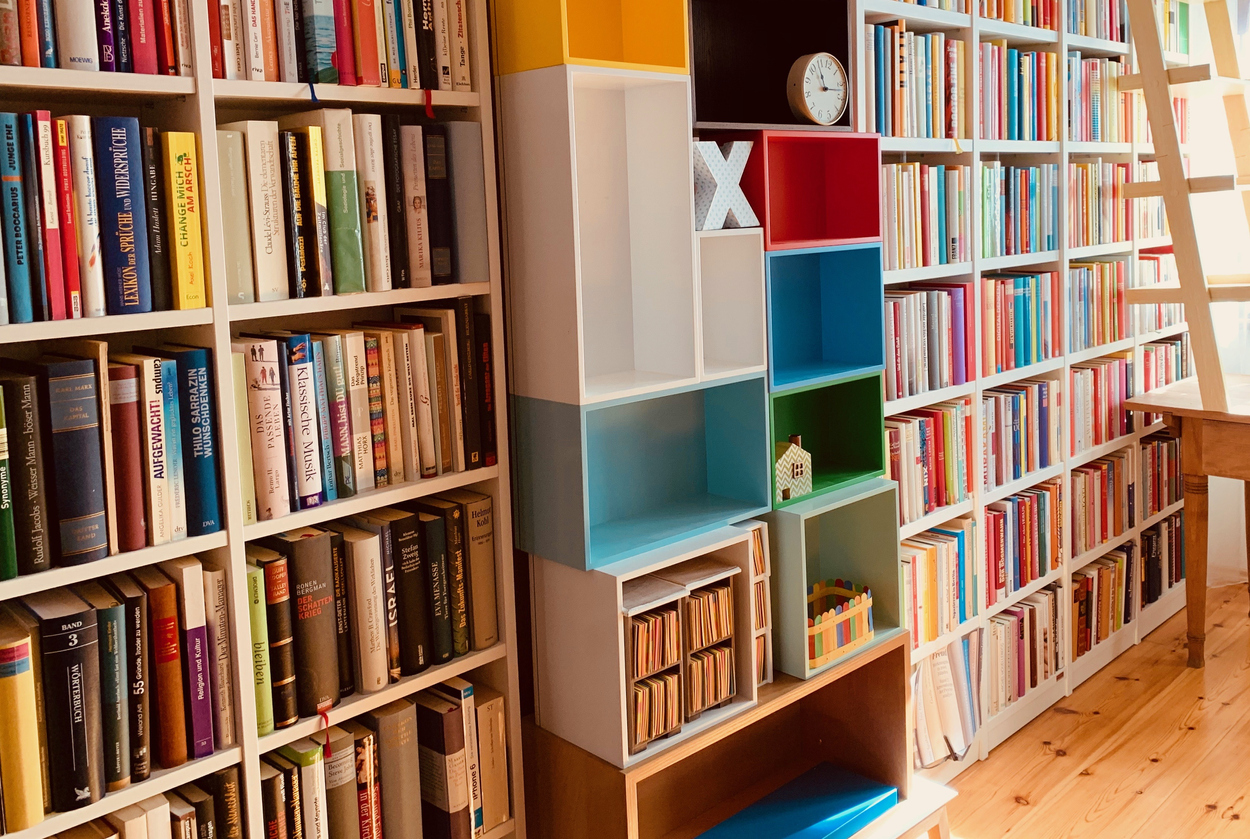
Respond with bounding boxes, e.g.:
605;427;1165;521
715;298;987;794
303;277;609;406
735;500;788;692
491;0;690;75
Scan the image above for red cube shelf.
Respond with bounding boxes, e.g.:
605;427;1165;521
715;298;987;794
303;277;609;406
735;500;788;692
706;130;882;251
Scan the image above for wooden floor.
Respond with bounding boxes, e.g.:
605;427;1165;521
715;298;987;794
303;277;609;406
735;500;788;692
950;584;1250;839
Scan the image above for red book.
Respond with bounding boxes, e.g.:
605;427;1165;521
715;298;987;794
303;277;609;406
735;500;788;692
33;112;65;321
53;119;81;319
107;363;147;551
15;0;36;65
131;565;189;769
352;0;381;86
153;0;178;74
0;2;18;64
128;0;158;72
205;0;223;77
332;0;356;84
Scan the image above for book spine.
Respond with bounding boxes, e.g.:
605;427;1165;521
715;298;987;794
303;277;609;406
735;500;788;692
67;116;105;318
442;506;469;656
161;132;207;309
39;609;104;809
422;125;453;283
414;699;469;837
205;0;223;76
95;0;118;70
257;0;278;77
159;359;188;541
352;0;380;85
260;765;286;839
42;361;109;564
140;126;173;311
346;534;387;692
421;515;452;662
263;557;299;728
152;0;175;73
399;126;430;287
148;581;189;767
364;334;388;486
449;0;467;90
462;496;496;649
376;332;404;483
216;130;257;304
473;313;495;467
273;336;300;510
115;585;150;781
0;0;19;65
275;0;298;79
235;121;287;301
343;332;375;491
320;333;355;497
173;348;221;536
280;129;312;299
380;525;400;681
93;117;152;314
371;0;387;86
407;326;436;477
380;0;400;85
328;532;354;695
170;0;192;74
244;340;292;520
232;354;257;525
399;0;418;88
380;115;409;289
352;114;391;291
287;334;325;507
389;332;419;480
17;115;46;320
108;366;147;551
34;111;64;320
323;730;358;839
302;126;334;296
312;341;338;503
0;115;31;323
242;0;262;77
317;111;366;294
431;0;450;89
415;0;435;87
393;517;428;673
127;0;156;72
221;0;245;77
53;0;97;69
52;119;77;320
3;378;47;573
283;536;339;715
247;565;275;736
0;629;44;831
132;356;169;544
353;730;381;839
428;332;450;473
331;0;355;84
95;602;131;791
304;0;337;81
209;766;244;839
204;569;237;748
0;393;16;580
15;0;36;65
454;298;481;468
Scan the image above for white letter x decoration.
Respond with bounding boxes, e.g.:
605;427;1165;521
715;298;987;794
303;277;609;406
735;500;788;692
693;140;759;231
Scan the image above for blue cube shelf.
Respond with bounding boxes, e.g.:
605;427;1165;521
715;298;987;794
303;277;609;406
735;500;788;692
513;375;772;570
766;242;885;393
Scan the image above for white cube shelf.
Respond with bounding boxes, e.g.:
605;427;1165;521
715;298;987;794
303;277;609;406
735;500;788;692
530;523;768;768
697;228;768;380
499;64;699;405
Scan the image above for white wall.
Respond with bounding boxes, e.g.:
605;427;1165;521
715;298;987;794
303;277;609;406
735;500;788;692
1209;477;1247;585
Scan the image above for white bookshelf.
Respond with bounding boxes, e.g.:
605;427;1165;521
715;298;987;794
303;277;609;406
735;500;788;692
0;0;527;836
853;0;1194;783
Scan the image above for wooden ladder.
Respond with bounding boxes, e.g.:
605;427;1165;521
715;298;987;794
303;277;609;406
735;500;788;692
1118;0;1250;413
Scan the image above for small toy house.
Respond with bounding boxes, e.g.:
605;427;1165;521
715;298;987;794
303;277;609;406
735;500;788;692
775;434;812;504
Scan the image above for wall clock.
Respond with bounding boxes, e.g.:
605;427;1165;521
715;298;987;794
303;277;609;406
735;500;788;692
787;52;848;126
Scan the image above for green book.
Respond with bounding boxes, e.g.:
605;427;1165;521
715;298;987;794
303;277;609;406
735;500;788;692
72;581;131;792
314;332;355;498
0;388;17;580
248;563;276;737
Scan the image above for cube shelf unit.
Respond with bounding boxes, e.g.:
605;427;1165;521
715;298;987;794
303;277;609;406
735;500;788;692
0;2;527;838
853;0;1193;784
697;228;769;380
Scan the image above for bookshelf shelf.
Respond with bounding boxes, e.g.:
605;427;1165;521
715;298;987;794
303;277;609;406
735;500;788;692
765;244;885;392
976;18;1059;44
0;66;197;97
210;79;481;108
1067;142;1133;157
886;382;977;418
0;308;214;345
979;356;1065;389
1137;235;1173;249
863;0;972;29
899;499;977;540
697;228;768;380
985;566;1065;619
983;671;1065;750
1141;498;1186;530
1070;528;1137;572
1067;241;1133;259
979;249;1061;271
242;466;500;540
911;615;980;663
1068;434;1137;470
1064;33;1130;55
226;283;492;321
982;463;1066;506
0;531;229;602
1068;620;1137;690
1138;579;1186;636
884;261;974;285
256;644;509;752
977;140;1062;154
1066;335;1136;365
1141;322;1189;341
879;137;968;153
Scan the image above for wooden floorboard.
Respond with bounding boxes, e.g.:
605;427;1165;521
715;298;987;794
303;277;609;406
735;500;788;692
950;585;1250;838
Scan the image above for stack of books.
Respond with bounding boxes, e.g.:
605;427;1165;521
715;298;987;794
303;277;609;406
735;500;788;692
220;112;485;302
1067;159;1130;248
912;633;980;767
1067;260;1128;353
987;582;1061;715
0;113;208;324
1140;333;1191;423
884;282;975;400
881;163;973;272
1069;354;1134;454
1071;545;1134;658
981;271;1061;373
1066;0;1127;41
980;162;1059;257
1066;54;1130;142
233;307;495;523
1142;512;1183;605
1070;450;1132;557
886;397;974;525
0;555;234;828
984;477;1062;603
1134;253;1183;333
978;44;1059;141
244;494;499;732
983;380;1059;491
1141;431;1182;518
980;0;1057;28
863;24;968;140
901;516;977;646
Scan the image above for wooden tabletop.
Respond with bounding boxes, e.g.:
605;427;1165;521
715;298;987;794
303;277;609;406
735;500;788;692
1124;374;1250;423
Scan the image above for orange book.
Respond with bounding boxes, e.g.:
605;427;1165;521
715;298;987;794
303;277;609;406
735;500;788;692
352;0;381;85
15;0;36;65
259;0;279;80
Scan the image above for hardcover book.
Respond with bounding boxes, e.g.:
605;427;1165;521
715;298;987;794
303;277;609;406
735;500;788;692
202;566;236;749
219;120;287;301
325;523;387;693
399;125;431;287
0;390;18;580
310;332;354;497
421;124;454;283
416;510;452;663
352;113;391;292
103;572;150;782
235;338;291;520
246;563;275;736
161;132;208;309
67;115;106;318
0;113;33;324
207;765;244;839
318;725;360;839
0;605;44;832
0;372;48;573
247;543;299;729
277;739;328;839
362;700;423;839
327;528;354;695
380;115;410;289
18;114;47;319
311;341;338;502
412;496;469;656
33;111;65;320
131;564;188;768
93;116;152;314
140;125;171;312
71;582;131;791
340;720;382;839
412;691;470;839
344;511;401;682
111;353;170;545
52;118;80;318
439;489;496;650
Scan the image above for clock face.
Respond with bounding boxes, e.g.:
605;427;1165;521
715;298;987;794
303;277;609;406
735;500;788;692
789;53;848;126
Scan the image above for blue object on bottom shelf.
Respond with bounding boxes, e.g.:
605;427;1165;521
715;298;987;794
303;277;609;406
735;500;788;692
697;763;898;839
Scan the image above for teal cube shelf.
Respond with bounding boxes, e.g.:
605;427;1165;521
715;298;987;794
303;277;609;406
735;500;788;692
763;478;903;680
766;243;885;393
770;372;886;510
514;375;772;570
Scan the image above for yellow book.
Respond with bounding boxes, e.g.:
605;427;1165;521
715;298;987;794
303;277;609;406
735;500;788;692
0;606;44;832
161;132;208;310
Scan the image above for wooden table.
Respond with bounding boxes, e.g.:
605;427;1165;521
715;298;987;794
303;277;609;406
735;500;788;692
1126;374;1250;667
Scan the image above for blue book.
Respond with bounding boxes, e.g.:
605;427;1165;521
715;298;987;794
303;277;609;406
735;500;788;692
936;165;947;265
1007;48;1019;140
393;1;408;87
92;116;152;315
1011;393;1022;480
136;343;222;536
697;763;897;839
311;340;338;503
0;114;32;324
111;0;133;71
1014;277;1024;369
35;0;55;66
934;526;968;623
875;27;886;135
1039;381;1051;466
18;115;46;321
158;358;188;541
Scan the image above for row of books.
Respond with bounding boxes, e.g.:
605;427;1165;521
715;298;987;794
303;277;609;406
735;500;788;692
980;0;1056;29
688;645;734;716
1134;253;1183;334
978;45;1059;142
233;307;495;523
1142;512;1183;606
880;162;973;272
1070;450;1132;557
1071;545;1134;659
1069;354;1135;455
1156;0;1190;55
1141;432;1182;519
980;162;1060;258
1067;160;1130;249
1140;99;1189;146
863;25;967;140
1066;0;1127;41
981;271;1061;374
886;397;974;526
208;0;472;90
983;379;1060;492
0;114;206;325
33;772;242;839
245;494;499;733
1066;54;1130;143
1136;161;1170;241
631;607;679;679
1140;333;1191;423
901;0;968;9
259;687;509;839
987;581;1061;717
632;672;679;745
985;477;1062;604
901;516;977;648
912;634;980;768
221;111;483;303
0;555;234;829
1068;261;1128;353
0;343;220;580
884;283;975;400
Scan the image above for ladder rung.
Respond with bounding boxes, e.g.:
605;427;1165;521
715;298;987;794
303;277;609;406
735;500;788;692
1206;274;1250;285
1209;285;1250;302
1122;174;1239;199
1125;284;1182;305
1118;64;1216;91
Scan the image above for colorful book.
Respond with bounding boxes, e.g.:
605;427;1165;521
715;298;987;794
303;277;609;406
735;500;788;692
246;563;275;736
140;125;171;311
219;119;286;301
71;582;131;791
93;116;152;314
0;605;45;832
161;131;207;309
67;115;106;318
0;113;32;323
159;557;215;759
102;574;150;783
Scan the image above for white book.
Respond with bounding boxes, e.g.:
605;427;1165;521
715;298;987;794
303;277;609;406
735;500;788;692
449;0;470;90
137;795;172;839
367;327;420;481
171;0;194;75
280;740;329;839
202;566;237;749
233;339;291;520
112;353;169;545
446;122;488;283
432;0;452;90
220;120;289;301
330;523;388;692
402;324;436;477
217;130;257;304
157;358;188;541
275;0;299;80
431;677;483;836
353;114;392;292
400;0;420;88
339;330;376;492
399;126;431;286
244;0;265;79
105;805;150;839
381;0;402;86
232;352;258;525
373;0;389;85
398;307;463;471
53;0;99;69
221;0;247;78
368;330;405;485
67;115;106;318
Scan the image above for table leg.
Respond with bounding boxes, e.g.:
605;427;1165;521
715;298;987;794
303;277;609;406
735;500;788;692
1184;473;1209;667
1245;482;1250;615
